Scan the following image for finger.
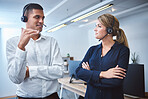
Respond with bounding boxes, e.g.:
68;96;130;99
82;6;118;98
82;62;89;70
25;28;38;32
82;65;87;69
115;65;119;68
26;30;39;34
114;72;126;77
86;62;89;66
82;62;88;68
21;28;24;32
114;69;126;75
21;28;25;34
114;67;126;71
82;65;85;69
113;75;124;79
84;63;89;70
117;68;126;72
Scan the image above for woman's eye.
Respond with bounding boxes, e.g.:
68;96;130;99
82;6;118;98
97;25;101;28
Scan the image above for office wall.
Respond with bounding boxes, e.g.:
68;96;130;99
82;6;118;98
120;9;148;92
87;9;148;92
45;25;89;61
0;28;20;97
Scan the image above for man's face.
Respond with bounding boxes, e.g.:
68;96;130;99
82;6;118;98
26;9;45;32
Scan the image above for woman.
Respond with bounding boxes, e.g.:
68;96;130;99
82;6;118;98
76;13;130;99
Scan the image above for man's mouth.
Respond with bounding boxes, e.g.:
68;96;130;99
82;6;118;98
36;25;43;28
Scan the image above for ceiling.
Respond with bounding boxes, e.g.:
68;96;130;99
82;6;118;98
0;0;148;31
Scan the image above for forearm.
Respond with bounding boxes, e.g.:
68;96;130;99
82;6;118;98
76;65;101;83
7;58;27;84
7;44;27;84
28;65;64;80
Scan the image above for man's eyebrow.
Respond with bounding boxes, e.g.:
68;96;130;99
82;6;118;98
33;15;40;17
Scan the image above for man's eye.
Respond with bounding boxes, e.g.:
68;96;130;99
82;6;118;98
35;16;40;19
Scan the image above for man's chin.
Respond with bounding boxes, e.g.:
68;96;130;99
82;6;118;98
36;28;42;32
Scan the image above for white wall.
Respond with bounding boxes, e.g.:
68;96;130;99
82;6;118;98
0;28;20;97
120;9;148;92
43;25;89;61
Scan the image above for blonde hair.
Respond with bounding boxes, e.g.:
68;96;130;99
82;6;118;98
98;13;129;48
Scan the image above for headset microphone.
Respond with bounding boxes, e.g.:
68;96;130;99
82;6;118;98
99;33;109;41
43;24;47;27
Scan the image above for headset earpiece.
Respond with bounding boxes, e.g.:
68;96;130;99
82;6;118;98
21;16;28;22
106;27;113;34
106;16;115;34
21;4;30;22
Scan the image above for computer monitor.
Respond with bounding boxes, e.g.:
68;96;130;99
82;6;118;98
123;64;145;97
68;60;81;80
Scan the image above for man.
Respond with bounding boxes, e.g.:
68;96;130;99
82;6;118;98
6;3;64;99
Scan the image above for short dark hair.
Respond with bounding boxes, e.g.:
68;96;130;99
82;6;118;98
23;3;43;16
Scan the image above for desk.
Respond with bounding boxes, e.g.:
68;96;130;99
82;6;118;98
58;77;86;99
58;77;146;99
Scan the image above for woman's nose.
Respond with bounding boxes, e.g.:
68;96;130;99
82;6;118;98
94;27;97;31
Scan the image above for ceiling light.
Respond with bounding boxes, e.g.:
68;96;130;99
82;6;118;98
47;24;67;32
82;19;88;22
71;4;113;23
44;0;114;33
111;7;116;12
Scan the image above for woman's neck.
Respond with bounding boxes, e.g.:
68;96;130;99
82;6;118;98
102;37;115;48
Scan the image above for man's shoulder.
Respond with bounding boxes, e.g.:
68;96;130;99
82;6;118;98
7;36;19;43
42;35;57;42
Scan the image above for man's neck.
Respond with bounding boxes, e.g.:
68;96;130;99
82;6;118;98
32;34;40;40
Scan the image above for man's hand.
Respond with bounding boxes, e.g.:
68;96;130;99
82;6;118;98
82;62;90;70
24;66;29;79
100;65;126;79
18;28;39;51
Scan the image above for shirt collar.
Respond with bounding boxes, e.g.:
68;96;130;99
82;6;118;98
34;34;46;41
111;41;120;49
97;41;119;49
97;43;102;49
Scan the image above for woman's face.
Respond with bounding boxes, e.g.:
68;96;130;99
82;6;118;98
94;19;107;39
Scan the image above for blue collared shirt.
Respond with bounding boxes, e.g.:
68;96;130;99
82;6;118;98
76;41;130;99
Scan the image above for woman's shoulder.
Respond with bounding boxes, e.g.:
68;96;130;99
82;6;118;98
115;42;130;52
88;44;101;52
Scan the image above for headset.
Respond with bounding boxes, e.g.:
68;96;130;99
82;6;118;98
99;16;115;41
21;3;47;27
106;16;115;34
21;4;31;22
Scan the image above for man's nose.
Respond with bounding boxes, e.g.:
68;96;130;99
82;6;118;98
39;18;44;23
